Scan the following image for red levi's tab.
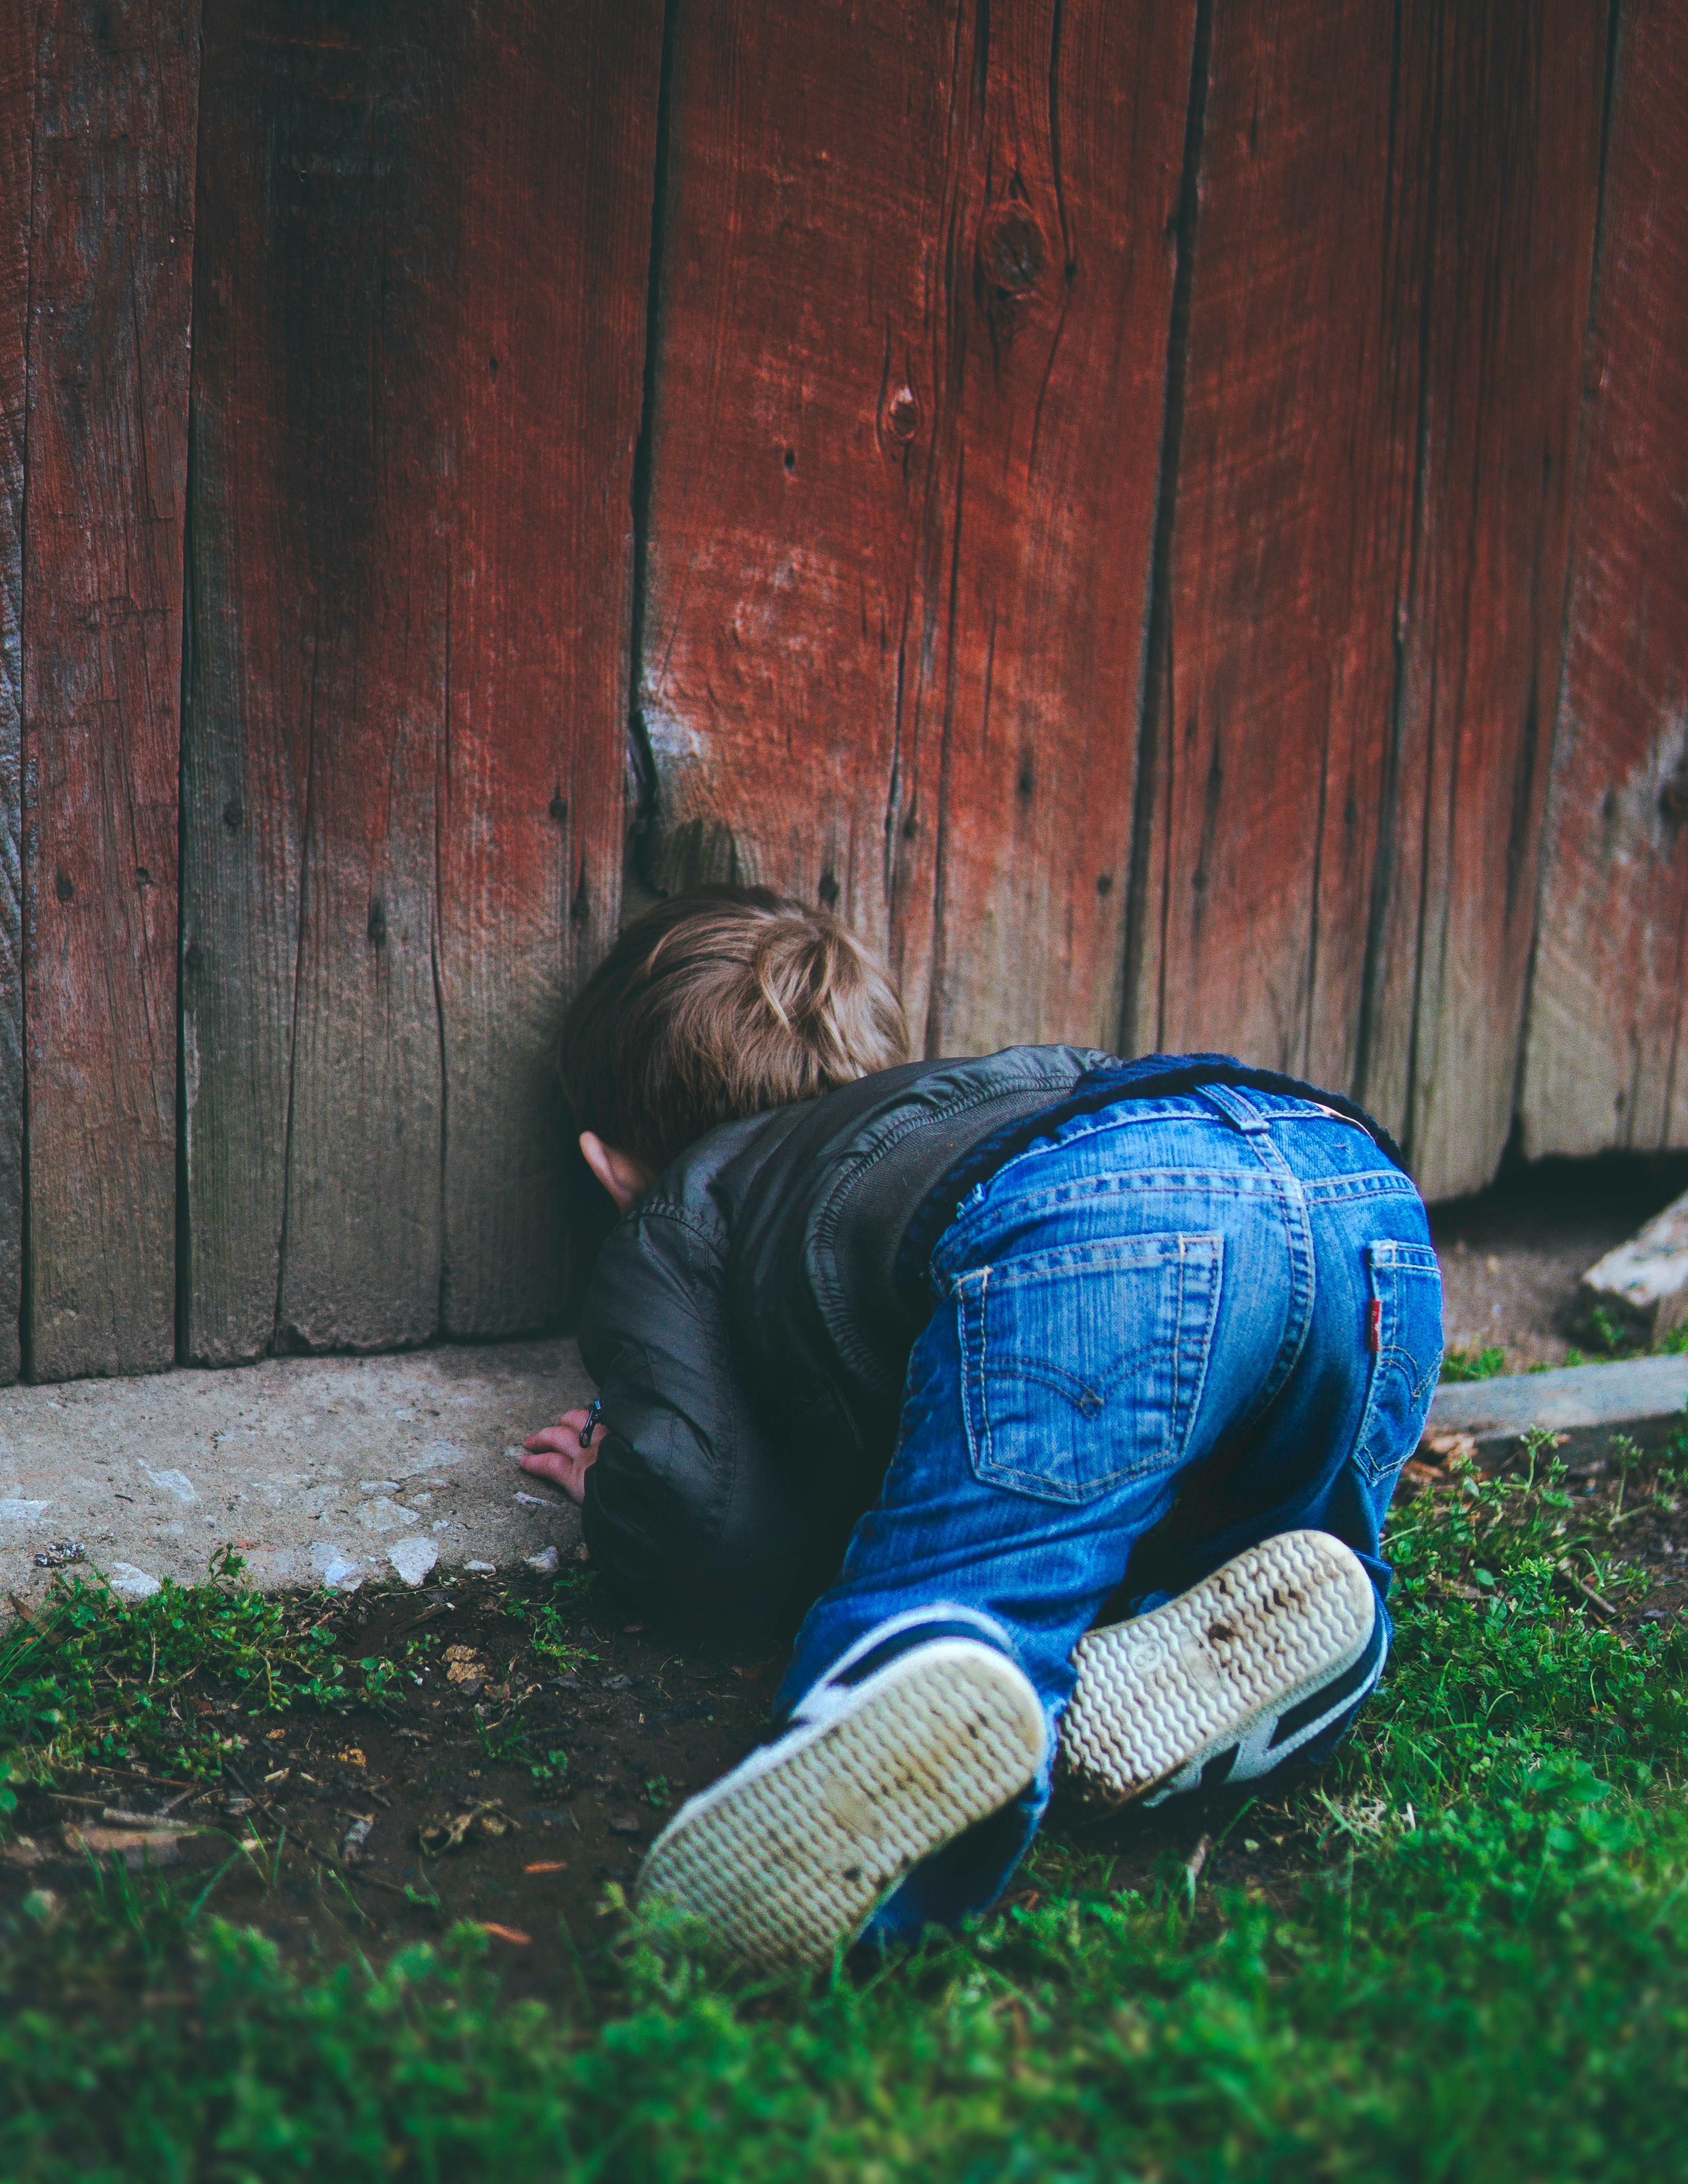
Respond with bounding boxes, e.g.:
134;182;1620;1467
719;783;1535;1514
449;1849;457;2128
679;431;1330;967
1367;1299;1383;1353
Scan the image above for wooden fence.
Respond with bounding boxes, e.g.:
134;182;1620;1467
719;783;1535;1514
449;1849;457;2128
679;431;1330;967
1;0;1684;1385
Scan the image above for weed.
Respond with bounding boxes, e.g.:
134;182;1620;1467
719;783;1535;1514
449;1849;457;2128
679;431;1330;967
1441;1344;1508;1382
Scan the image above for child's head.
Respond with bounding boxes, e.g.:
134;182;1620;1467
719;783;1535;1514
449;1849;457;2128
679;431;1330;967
560;884;910;1185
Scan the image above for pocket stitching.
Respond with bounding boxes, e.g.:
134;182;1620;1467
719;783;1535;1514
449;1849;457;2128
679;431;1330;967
962;1233;1221;1504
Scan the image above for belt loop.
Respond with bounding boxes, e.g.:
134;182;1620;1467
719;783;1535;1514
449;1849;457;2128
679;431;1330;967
1197;1081;1270;1134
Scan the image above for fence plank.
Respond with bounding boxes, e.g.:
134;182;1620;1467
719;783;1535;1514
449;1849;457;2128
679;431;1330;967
22;0;197;1379
1521;0;1688;1161
640;0;1192;1053
1127;0;1427;1090
1356;0;1606;1199
1138;0;1604;1201
0;13;31;1384
184;0;653;1362
435;1;658;1338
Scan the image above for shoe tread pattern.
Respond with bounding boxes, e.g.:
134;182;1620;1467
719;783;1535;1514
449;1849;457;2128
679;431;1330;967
1060;1530;1374;1803
638;1644;1043;1967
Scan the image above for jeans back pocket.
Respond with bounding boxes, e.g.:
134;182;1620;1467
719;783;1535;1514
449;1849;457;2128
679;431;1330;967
1353;1240;1444;1487
956;1234;1222;1506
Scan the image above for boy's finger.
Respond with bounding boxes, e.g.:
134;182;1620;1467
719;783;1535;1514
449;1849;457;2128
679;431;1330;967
523;1427;578;1455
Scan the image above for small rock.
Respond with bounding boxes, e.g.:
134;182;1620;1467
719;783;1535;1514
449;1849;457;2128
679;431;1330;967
388;1537;439;1588
308;1543;363;1594
107;1561;162;1601
606;1815;646;1838
525;1545;560;1575
602;1674;633;1693
341;1815;374;1862
515;1490;554;1508
464;1558;496;1574
622;1622;646;1635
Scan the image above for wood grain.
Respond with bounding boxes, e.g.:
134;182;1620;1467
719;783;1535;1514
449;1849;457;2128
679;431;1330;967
1137;0;1604;1200
639;0;1193;1054
22;0;198;1379
183;0;655;1362
1521;0;1688;1160
1128;0;1427;1092
0;8;30;1385
1355;0;1606;1199
434;0;658;1338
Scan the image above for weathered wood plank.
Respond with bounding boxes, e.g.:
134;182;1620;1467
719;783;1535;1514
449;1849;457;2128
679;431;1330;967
184;0;653;1362
1520;0;1688;1161
1128;0;1428;1088
22;0;198;1379
435;0;657;1338
0;10;32;1386
1357;0;1606;1200
640;0;1192;1054
184;0;454;1361
1139;0;1604;1201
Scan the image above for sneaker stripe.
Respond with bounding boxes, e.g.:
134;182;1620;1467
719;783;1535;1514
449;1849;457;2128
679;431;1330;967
1265;1603;1384;1749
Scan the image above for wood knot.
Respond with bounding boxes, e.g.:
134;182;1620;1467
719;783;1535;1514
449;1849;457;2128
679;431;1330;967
984;210;1046;296
54;868;73;902
222;798;244;830
817;869;840;908
883;385;922;446
549;792;567;822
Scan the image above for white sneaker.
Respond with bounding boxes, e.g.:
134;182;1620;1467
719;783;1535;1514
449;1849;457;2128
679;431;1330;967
637;1634;1046;1968
1060;1530;1382;1807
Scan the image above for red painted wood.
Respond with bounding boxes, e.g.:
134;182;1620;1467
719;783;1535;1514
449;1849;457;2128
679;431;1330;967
1522;0;1688;1160
640;0;1193;1055
1129;0;1426;1093
1140;0;1605;1200
0;9;32;1385
1368;0;1606;1199
435;1;659;1337
183;0;656;1361
22;0;198;1378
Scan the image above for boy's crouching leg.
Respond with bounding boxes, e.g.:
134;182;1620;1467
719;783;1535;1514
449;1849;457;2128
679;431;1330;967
1058;1530;1383;1808
636;1626;1046;1970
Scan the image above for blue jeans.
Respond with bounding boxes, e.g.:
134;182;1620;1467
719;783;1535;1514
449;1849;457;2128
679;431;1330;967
773;1085;1443;1934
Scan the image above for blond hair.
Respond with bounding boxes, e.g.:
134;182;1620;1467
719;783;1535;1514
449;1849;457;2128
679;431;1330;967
559;886;910;1174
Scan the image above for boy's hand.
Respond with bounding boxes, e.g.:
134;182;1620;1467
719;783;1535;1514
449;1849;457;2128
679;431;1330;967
520;1407;598;1507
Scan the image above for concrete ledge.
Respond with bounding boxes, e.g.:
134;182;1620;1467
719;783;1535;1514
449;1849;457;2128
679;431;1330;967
1427;1353;1688;1458
0;1339;590;1615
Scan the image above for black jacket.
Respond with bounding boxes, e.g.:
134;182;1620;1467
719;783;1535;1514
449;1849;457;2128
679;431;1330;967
577;1045;1109;1628
576;1043;1404;1631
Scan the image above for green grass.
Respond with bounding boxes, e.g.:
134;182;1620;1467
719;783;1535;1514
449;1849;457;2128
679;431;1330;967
1439;1343;1509;1382
6;1437;1688;2180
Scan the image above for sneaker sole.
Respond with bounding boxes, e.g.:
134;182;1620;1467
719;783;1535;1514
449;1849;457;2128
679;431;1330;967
1059;1530;1376;1806
637;1639;1045;1968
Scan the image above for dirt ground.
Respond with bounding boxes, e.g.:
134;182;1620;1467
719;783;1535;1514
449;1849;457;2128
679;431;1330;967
9;1409;1688;1998
1433;1149;1688;1368
0;1561;1346;1995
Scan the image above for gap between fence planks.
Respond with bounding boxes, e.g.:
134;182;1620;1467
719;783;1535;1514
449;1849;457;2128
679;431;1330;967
0;9;31;1386
181;0;658;1366
1522;0;1688;1162
20;0;199;1381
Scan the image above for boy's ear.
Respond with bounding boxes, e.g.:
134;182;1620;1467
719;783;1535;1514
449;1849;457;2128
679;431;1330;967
579;1131;653;1214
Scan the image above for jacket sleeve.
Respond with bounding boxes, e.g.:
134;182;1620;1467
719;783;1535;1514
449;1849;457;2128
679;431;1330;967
577;1203;815;1631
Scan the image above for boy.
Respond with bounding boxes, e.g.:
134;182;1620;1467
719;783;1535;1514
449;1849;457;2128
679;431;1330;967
522;886;1442;1967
